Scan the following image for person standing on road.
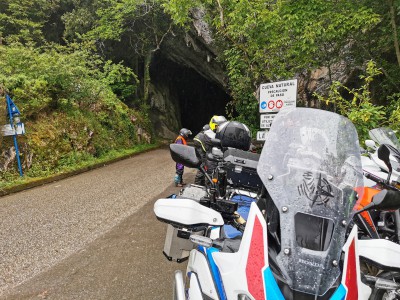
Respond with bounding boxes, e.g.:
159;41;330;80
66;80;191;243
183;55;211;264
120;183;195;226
193;115;227;185
193;124;210;185
174;128;192;187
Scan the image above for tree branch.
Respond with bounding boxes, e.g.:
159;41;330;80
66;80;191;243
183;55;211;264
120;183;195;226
388;0;400;67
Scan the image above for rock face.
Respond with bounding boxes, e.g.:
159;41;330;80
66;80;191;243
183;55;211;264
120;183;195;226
148;79;181;140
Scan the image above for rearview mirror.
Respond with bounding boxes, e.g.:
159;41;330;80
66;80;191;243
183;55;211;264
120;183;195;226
377;144;392;173
170;144;201;168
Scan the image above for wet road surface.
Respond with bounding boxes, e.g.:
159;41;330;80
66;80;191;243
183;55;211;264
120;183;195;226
0;148;195;299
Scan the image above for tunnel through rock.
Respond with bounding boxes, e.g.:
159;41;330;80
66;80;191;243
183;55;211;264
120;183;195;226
149;53;231;138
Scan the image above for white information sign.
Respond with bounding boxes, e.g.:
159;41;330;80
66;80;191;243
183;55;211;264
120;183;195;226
1;123;25;136
257;130;267;141
260;114;276;129
259;79;298;113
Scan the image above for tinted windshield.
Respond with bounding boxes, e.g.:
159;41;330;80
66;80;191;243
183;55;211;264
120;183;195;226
257;107;363;296
369;127;400;149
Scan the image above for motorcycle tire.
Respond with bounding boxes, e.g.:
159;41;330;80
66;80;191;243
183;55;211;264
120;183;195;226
369;271;400;300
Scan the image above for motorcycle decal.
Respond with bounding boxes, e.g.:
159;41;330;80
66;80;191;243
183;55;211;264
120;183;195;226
246;216;266;299
298;171;334;207
212;203;269;300
341;226;363;300
329;284;347;300
263;267;285;299
344;239;358;299
206;247;227;300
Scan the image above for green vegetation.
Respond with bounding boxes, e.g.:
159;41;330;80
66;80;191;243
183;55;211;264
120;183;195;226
0;43;153;184
161;0;400;134
315;61;394;142
1;0;400;186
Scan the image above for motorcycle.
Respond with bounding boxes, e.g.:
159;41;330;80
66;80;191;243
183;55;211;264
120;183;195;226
363;127;400;188
361;131;400;244
172;136;263;241
154;108;400;299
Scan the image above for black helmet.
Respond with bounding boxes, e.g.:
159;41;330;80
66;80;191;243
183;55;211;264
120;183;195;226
179;128;192;139
216;121;251;151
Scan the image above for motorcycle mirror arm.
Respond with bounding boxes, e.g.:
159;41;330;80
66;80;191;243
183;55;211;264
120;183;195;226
199;165;215;189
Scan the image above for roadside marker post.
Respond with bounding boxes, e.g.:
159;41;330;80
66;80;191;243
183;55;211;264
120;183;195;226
4;95;24;176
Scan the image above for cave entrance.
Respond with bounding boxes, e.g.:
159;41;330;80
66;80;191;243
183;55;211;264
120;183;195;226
150;53;231;136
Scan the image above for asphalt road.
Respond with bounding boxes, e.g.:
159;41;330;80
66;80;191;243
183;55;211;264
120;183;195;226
0;148;195;299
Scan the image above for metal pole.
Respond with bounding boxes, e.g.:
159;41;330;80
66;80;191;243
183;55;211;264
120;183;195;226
6;95;23;177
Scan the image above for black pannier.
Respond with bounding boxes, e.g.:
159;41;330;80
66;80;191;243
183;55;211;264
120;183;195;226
222;148;262;191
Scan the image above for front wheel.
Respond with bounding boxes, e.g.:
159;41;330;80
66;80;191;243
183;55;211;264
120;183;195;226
369;272;400;300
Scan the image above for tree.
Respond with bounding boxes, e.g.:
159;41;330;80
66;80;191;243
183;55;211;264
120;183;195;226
160;0;397;129
0;0;60;44
80;0;174;104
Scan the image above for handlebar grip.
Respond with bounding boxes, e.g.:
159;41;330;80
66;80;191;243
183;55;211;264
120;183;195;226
364;171;385;185
364;172;400;191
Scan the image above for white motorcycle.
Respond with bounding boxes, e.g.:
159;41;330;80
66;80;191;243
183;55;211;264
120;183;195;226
155;108;400;299
363;127;400;188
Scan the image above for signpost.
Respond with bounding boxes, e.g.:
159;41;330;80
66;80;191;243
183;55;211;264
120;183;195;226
3;95;24;176
256;131;267;141
1;123;25;136
259;79;298;113
257;79;298;141
260;114;276;129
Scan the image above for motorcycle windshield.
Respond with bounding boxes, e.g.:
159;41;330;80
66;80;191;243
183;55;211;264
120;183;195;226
257;108;363;296
369;127;400;149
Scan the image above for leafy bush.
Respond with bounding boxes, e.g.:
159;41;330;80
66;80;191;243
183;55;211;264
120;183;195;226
0;43;150;181
315;61;393;142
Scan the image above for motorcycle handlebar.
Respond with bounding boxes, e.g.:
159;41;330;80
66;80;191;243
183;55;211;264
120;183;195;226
364;171;400;191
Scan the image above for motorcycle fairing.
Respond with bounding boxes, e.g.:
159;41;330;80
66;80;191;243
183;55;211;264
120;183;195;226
186;248;220;299
340;225;372;300
258;108;364;296
213;202;280;300
204;246;227;300
358;238;400;270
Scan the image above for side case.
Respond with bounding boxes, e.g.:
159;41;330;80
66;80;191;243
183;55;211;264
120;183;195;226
163;224;195;263
223;148;262;191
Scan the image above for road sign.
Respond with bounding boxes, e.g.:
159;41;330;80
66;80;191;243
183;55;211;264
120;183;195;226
259;79;298;113
1;123;25;136
260;114;276;129
257;130;267;141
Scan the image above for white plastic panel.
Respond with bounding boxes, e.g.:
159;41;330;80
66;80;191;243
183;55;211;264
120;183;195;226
154;198;224;226
358;238;400;269
187;249;219;299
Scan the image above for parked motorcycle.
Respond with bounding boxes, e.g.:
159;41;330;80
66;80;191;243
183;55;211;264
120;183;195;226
363;127;400;187
155;108;400;299
361;135;400;244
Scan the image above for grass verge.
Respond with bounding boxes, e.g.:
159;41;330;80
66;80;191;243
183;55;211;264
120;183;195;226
0;142;163;197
